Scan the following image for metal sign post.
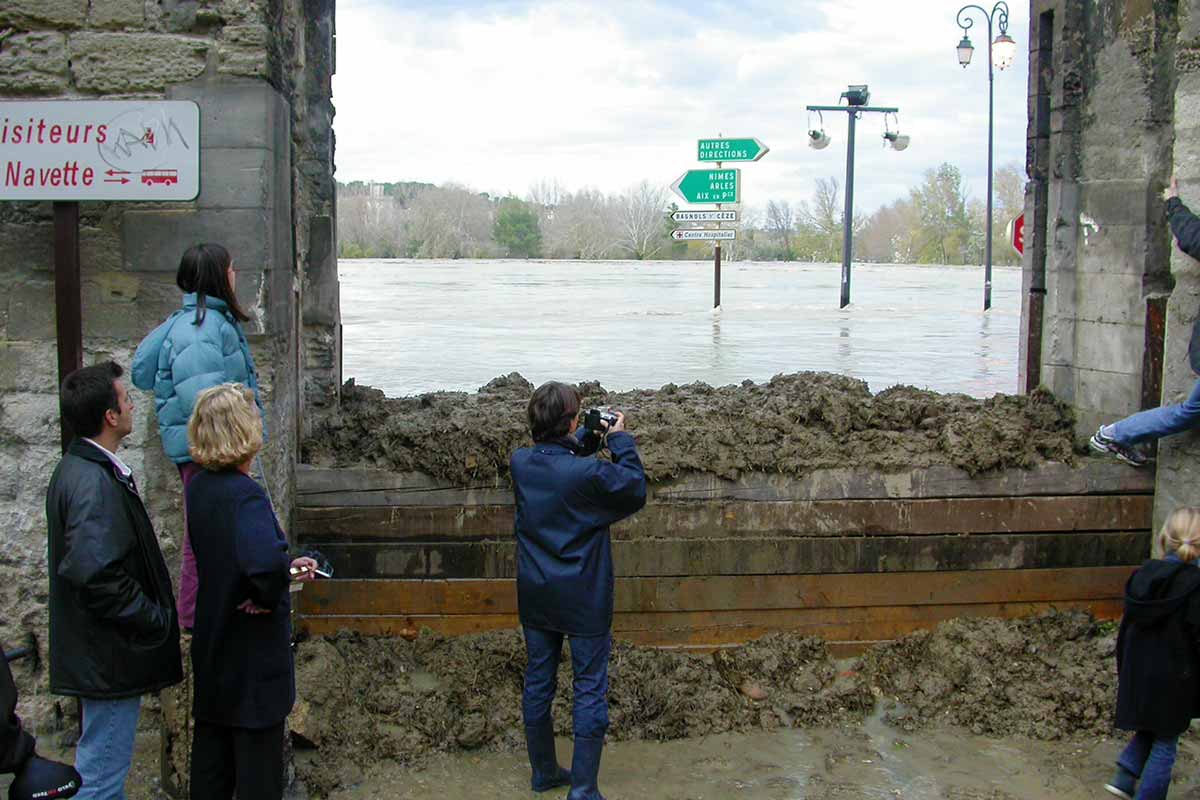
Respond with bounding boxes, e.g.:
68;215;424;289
671;136;768;310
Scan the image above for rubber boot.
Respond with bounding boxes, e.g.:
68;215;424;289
524;723;570;792
566;736;606;800
1103;764;1137;800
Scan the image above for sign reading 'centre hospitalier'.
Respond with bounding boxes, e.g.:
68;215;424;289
670;169;740;204
0;101;200;201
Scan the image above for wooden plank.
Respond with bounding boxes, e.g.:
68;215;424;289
295;460;1154;507
303;531;1149;579
299;566;1136;616
298;598;1125;646
295;495;1153;541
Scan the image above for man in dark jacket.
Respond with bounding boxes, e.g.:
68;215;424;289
510;382;647;800
46;362;182;800
1091;176;1200;466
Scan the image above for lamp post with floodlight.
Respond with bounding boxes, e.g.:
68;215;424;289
956;1;1016;312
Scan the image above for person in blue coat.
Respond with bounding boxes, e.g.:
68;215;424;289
131;243;266;632
510;382;647;800
183;383;316;800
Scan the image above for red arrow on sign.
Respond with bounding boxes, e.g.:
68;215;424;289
103;177;130;184
1008;213;1025;256
105;168;130;176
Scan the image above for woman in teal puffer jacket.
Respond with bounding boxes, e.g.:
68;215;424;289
132;243;266;631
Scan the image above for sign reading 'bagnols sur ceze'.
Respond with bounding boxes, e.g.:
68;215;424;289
0;101;200;201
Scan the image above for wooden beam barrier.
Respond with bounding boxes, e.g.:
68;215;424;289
299;598;1126;647
295;494;1153;541
300;567;1136;617
295;459;1154;507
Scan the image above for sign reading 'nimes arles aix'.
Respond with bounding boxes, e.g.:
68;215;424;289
670;169;740;204
0;100;200;201
696;137;769;162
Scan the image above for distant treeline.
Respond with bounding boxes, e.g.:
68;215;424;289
336;162;1024;265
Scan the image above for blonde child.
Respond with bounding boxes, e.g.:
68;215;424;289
1106;507;1200;800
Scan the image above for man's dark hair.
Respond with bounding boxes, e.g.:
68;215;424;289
60;361;123;439
177;242;251;325
528;381;581;442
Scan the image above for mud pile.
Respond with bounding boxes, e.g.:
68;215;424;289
860;611;1116;739
289;629;872;797
302;372;1076;484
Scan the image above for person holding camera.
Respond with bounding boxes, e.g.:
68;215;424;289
510;382;647;800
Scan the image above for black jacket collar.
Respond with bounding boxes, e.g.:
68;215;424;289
67;439;137;493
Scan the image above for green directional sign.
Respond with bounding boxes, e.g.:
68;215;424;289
697;137;769;162
670;169;740;204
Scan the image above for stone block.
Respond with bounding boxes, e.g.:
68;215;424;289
0;33;69;95
6;279;55;340
1079;180;1156;227
217;43;269;79
167;80;287;151
88;0;145;29
1075;317;1147;377
0;223;53;274
0;341;59;393
1076;224;1152;277
1075;366;1142;420
0;0;86;28
1081;142;1151;180
82;273;145;340
69;33;208;94
196;148;272;209
1040;312;1077;368
0;392;60;446
1073;272;1147;325
122;208;273;275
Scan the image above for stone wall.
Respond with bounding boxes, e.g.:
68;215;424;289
0;0;336;730
1023;0;1199;527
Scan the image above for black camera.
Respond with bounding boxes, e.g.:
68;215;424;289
582;408;619;434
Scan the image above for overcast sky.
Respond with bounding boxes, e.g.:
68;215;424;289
332;0;1029;214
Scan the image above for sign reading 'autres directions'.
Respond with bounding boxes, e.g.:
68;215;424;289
670;169;739;204
697;137;769;163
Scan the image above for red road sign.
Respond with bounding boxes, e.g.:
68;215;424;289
1009;213;1025;256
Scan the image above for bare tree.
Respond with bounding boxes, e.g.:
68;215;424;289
616;180;670;260
544;189;620;259
764;199;795;260
406;185;496;258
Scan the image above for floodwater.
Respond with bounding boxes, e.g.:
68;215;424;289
339;259;1022;399
317;711;1200;799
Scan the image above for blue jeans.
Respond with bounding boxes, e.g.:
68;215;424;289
522;626;611;739
1110;378;1200;445
75;695;142;800
1118;731;1179;800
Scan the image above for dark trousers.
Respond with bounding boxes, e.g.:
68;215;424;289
1117;731;1179;800
522;625;611;739
190;720;285;800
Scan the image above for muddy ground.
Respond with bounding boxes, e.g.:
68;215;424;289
1;613;1175;799
285;612;1119;797
301;373;1077;484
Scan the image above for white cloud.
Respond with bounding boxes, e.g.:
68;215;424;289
333;0;1029;214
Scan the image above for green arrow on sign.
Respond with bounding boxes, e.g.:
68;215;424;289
670;169;740;204
697;138;769;162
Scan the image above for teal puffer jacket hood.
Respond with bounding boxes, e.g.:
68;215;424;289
132;294;266;463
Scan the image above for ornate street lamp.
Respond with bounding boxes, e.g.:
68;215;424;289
956;1;1015;311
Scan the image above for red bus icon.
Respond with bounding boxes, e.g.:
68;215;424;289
141;169;178;186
